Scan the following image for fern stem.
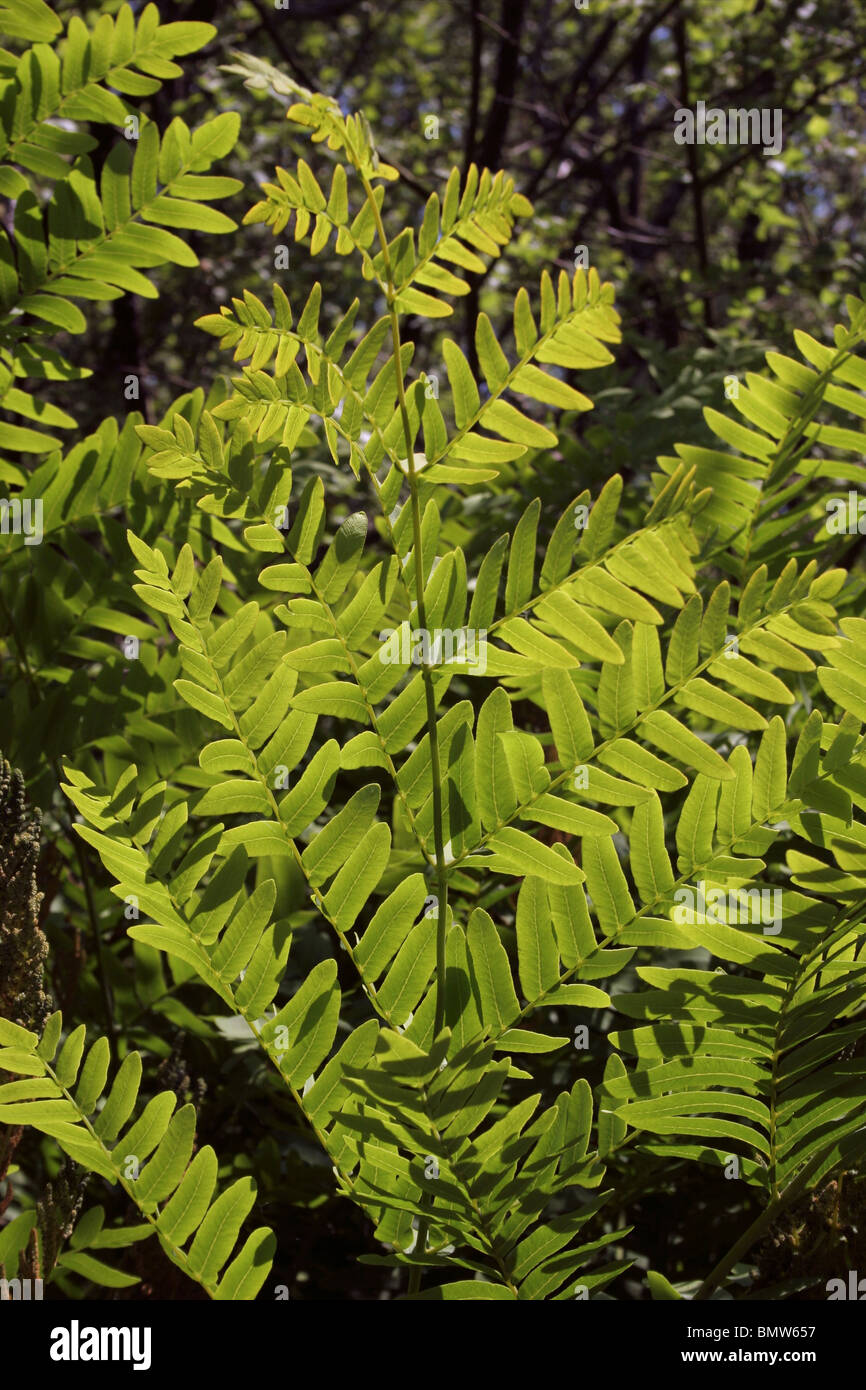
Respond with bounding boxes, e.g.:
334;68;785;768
360;174;451;1296
693;1147;830;1301
361;173;450;1036
407;1221;428;1296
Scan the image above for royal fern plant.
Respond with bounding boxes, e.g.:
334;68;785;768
0;0;243;812
3;22;866;1300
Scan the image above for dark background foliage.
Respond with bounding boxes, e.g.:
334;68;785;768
61;0;866;438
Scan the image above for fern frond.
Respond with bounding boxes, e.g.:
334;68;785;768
0;1013;275;1298
0;3;218;189
654;293;866;574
